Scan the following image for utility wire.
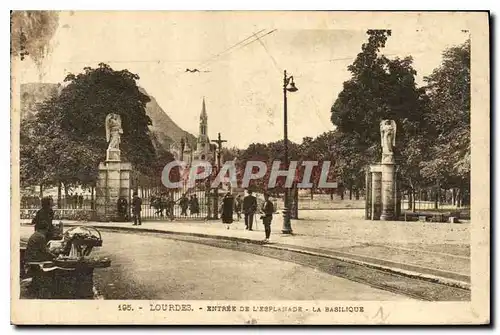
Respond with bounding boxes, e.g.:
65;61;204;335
196;29;267;70
195;29;277;72
252;30;281;74
171;29;275;83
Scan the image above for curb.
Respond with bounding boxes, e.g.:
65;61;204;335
64;222;471;291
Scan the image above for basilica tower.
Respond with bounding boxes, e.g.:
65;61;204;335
194;97;212;161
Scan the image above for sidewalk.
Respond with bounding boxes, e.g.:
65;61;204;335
20;209;470;288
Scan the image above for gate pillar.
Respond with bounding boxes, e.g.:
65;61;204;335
95;149;132;222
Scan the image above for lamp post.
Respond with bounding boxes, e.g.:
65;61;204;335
282;70;298;234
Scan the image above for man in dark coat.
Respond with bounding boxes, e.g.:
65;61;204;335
117;197;128;221
179;194;189;216
166;194;176;221
190;194;200;215
260;192;275;242
132;191;142;226
220;192;234;226
243;190;257;230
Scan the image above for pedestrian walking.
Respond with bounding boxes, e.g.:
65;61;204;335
190;194;200;215
243;189;257;230
132;191;142;226
179;193;189;216
260;192;274;242
117;197;128;221
220;192;234;228
166;194;175;221
234;194;242;221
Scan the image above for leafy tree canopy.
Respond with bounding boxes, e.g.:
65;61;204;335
21;63;158;188
421;40;470;187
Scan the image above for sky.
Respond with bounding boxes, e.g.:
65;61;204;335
15;11;470;149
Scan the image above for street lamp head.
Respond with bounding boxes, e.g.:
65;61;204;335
286;77;298;92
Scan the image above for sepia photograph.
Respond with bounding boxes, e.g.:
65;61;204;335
10;10;489;325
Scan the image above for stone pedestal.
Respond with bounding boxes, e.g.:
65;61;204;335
380;163;395;221
365;170;371;220
370;165;382;220
365;163;399;221
95;152;131;222
106;148;120;162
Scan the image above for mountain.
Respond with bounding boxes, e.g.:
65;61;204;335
138;87;197;153
19;83;196;153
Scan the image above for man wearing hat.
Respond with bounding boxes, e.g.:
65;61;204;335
242;189;257;230
260;192;275;242
132;191;142;226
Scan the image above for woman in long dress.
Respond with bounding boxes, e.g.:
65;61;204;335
220;192;234;226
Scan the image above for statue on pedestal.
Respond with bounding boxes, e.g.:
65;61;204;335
105;113;123;151
380;120;396;164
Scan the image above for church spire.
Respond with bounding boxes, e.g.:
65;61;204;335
199;97;208;138
200;97;207;120
195;97;211;161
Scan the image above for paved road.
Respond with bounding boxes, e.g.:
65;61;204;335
91;231;410;300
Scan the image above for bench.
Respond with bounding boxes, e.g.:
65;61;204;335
404;212;448;222
404;212;433;222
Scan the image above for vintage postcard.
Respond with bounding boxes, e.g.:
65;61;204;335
10;11;490;325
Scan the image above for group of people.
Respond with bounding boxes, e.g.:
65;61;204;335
220;190;275;242
131;189;275;241
130;191;202;225
21;195;45;209
66;193;86;209
177;193;201;216
150;192;200;219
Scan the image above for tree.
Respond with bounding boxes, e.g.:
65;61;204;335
20;63;158;190
330;30;432;199
58;63;156;173
221;147;241;162
421;40;470;206
236;140;301;194
21;94;102;202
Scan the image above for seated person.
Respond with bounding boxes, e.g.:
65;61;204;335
24;221;57;298
25;221;56;263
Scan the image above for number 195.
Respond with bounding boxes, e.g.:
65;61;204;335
118;304;133;311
